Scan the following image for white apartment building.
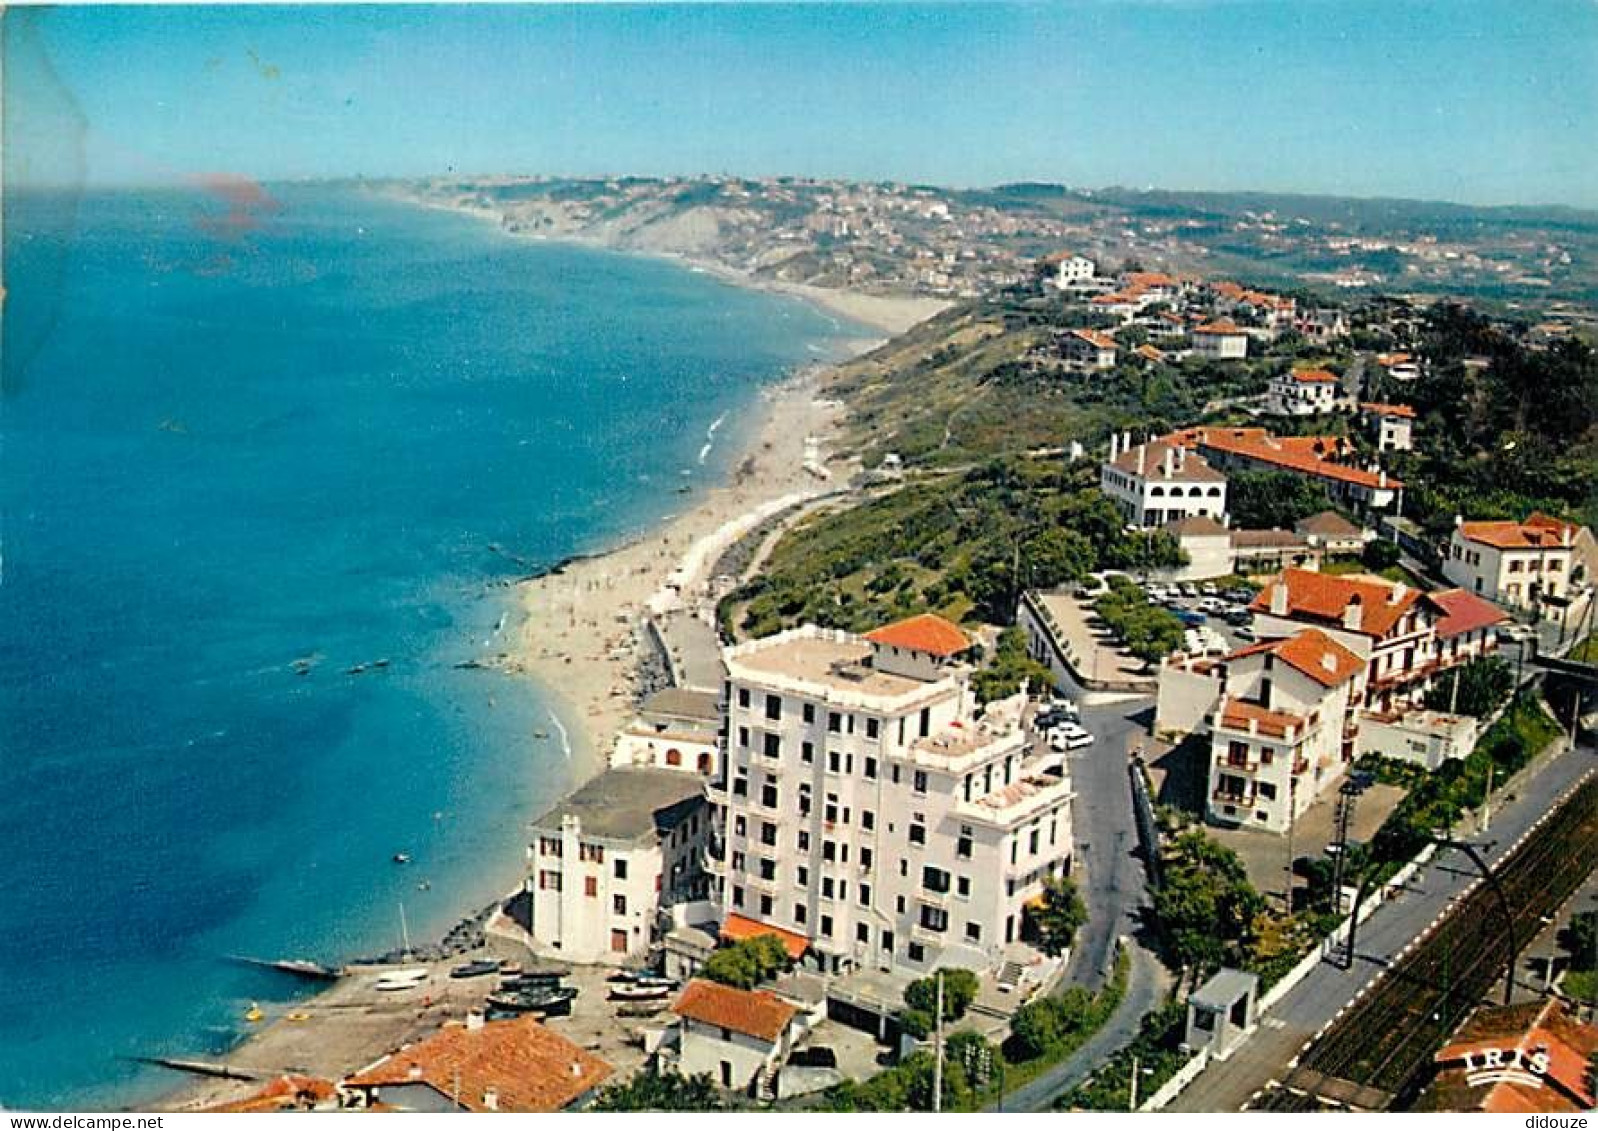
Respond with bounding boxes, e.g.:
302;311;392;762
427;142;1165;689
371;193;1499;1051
1267;368;1340;416
526;768;710;964
610;687;722;777
708;614;1073;977
1443;513;1589;620
1100;433;1228;529
1048;254;1097;289
1061;328;1117;371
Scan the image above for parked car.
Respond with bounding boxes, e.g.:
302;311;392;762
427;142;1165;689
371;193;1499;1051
1056;722;1095;750
1200;582;1219;596
1179;583;1198;598
1175;609;1207;628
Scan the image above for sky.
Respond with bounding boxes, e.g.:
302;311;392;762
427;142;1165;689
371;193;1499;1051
5;1;1597;208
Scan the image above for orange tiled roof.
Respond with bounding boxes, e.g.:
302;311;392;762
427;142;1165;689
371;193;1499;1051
1068;328;1117;351
344;1016;612;1113
1222;628;1364;688
1361;401;1417;418
1250;567;1430;639
1124;271;1176;288
1377;351;1414;367
1458;512;1582;550
1430;588;1509;639
719;912;811;959
1290;368;1339;384
1430;999;1598;1113
1135;343;1167;362
1169;426;1403;492
1217;698;1307;739
865;613;971;657
673;979;798;1043
1194;320;1245;336
1091;292;1139;306
203;1075;338;1113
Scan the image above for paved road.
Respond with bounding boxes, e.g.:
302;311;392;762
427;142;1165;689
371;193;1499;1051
1167;739;1597;1112
995;942;1169;1112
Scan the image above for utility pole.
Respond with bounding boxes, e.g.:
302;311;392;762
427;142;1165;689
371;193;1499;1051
1128;1054;1141;1112
1284;774;1299;912
1478;760;1494;833
932;970;945;1113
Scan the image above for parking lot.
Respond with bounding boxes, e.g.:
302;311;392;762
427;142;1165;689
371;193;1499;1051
1143;579;1260;657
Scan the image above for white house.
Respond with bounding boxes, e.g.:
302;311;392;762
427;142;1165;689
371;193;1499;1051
1360;402;1416;452
1160;515;1234;581
1442;513;1589;621
526;768;710;963
1046;253;1096;289
1060;328;1117;371
1354;709;1478;771
1267;368;1340;416
1168;426;1404;514
611;687;723;777
670;979;803;1096
1190;320;1249;360
1099;433;1228;529
1294;511;1369;558
709;613;1073;977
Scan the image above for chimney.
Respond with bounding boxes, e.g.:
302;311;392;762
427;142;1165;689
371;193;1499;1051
1378;470;1388;488
466;1009;486;1032
1343;594;1364;632
1123;430;1132;455
1176;446;1186;470
1108;432;1118;461
1388;581;1407;605
408;1064;425;1081
1137;444;1146;475
1453;513;1463;529
1163;447;1174;477
1269;581;1289;618
1320;651;1338;675
482;1088;499;1112
570;1061;585;1079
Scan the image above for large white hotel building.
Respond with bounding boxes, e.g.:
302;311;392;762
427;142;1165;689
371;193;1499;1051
706;614;1074;977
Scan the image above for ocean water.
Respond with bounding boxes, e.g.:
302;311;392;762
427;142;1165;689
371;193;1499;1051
0;184;849;1110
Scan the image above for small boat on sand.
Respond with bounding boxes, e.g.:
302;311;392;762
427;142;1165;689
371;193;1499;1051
608;982;674;1002
449;959;501;979
487;985;577;1017
373;968;429;992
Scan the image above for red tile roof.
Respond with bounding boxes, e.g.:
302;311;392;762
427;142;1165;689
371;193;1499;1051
1170;427;1403;492
1222;627;1364;688
1430;588;1509;639
1135;343;1167;362
1068;328;1117;351
1361;401;1417;418
344;1016;612;1113
1458;512;1582;550
1217;698;1308;740
1107;439;1226;483
1124;271;1177;288
1251;567;1430;639
1194;320;1245;336
203;1075;338;1113
865;613;971;657
673;979;798;1043
1426;999;1598;1113
1290;368;1339;384
1295;510;1363;538
720;912;811;959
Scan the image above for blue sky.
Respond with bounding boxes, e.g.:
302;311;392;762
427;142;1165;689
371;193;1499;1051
6;1;1596;207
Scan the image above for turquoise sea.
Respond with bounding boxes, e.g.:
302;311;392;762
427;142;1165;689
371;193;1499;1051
0;183;850;1110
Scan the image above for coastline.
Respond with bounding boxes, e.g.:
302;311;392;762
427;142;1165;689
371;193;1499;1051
153;197;913;1113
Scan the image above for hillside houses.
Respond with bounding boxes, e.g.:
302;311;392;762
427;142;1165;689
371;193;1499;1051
1166;426;1404;514
1266;368;1341;416
1443;512;1594;625
1100;434;1228;529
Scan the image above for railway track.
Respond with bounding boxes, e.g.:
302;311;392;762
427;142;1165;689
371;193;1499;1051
1253;772;1598;1110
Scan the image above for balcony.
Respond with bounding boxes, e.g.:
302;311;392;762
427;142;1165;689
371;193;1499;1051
1215;755;1260;773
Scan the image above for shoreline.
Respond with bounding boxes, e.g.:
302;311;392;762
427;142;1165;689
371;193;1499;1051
152;199;902;1113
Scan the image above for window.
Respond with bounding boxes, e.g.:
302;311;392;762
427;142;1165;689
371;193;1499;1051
763;733;781;759
797;865;809;886
859;883;871;906
908;942;925;963
828;711;842;733
820;914;834;938
821;877;834;899
738;688;751;709
913;770;928;794
909;823;926;846
759;894;773;916
732;885;745;908
828;750;841;773
862;810;876;831
803;703;816;724
733;773;748;798
896;895;907;914
856;923;870;944
861;847;873;868
797;830;810;852
802;741;815;764
866;718;880;739
611;929;629;953
956;875;971;898
737;726;749;749
957;834;973;860
794;903;807;924
759;858;776;881
761;782;779;809
864;757;878;780
1259;782;1278;801
580;843;605;864
613;858;628;880
760;822;777;847
539;870;561;891
765;694;782;721
613;894;627;915
584;875;598;897
540;837;562;857
825;802;839;825
823;841;837;863
922;865;950;893
965;922;982;942
734;815;747;837
1227;741;1249;767
1029;829;1040;855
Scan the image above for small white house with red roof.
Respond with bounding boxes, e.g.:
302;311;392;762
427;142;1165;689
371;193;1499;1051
1267;368;1341;416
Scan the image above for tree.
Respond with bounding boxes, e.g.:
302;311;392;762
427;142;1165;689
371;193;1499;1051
1228;470;1328;530
1424;656;1514;718
699;935;792;990
901;968;979;1038
591;1068;725;1112
1561;910;1598;973
1027;875;1088;957
1152;829;1264;979
1361;538;1402;571
1009;985;1094;1059
1022;527;1095;590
